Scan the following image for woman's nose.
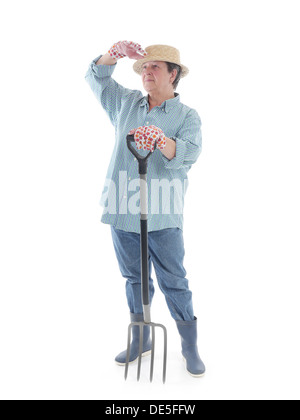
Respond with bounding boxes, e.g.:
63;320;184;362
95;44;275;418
143;66;151;74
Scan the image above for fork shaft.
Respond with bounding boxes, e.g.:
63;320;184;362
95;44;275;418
140;219;149;309
143;304;151;324
140;173;151;324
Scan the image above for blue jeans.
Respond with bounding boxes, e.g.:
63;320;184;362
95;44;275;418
111;226;194;321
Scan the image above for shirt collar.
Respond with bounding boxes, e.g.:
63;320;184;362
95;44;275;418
140;93;180;113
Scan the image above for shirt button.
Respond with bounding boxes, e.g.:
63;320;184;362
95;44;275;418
128;177;131;181
146;121;149;124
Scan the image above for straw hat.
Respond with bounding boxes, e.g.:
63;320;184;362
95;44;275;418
133;44;189;77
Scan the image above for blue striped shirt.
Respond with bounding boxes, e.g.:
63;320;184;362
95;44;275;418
85;55;202;233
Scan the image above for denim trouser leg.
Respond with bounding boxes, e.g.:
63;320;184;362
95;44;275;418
148;228;194;321
111;226;155;314
111;226;194;321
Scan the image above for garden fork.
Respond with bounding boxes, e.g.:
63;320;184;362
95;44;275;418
125;134;167;383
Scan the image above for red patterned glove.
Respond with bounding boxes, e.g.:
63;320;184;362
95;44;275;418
129;125;167;153
108;41;147;61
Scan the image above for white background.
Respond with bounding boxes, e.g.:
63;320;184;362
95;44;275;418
0;0;299;400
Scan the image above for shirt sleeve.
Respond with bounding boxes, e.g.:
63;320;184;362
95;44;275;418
162;109;202;170
85;55;136;126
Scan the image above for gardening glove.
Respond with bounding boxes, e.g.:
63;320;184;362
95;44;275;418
108;41;147;61
129;125;167;153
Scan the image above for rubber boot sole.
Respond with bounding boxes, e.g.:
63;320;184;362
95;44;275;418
183;356;206;378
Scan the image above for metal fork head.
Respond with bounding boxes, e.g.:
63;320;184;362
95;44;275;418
124;321;167;383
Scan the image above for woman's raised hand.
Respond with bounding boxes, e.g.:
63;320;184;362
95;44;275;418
108;41;147;61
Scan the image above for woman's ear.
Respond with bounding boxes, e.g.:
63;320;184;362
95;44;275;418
170;69;177;84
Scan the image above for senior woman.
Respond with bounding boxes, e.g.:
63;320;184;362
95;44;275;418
85;41;205;377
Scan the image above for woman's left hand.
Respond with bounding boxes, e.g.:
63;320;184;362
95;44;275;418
129;125;166;152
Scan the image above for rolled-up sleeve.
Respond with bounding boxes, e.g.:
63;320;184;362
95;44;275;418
162;109;202;170
85;55;134;126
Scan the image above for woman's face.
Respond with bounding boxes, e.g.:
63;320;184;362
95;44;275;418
141;61;175;94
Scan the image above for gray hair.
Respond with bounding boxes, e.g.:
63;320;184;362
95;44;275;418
166;62;182;90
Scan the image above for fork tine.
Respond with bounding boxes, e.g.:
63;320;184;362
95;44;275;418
137;323;144;381
162;325;167;384
150;325;155;382
124;324;132;380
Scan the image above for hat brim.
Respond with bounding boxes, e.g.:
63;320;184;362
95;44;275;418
133;57;189;78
